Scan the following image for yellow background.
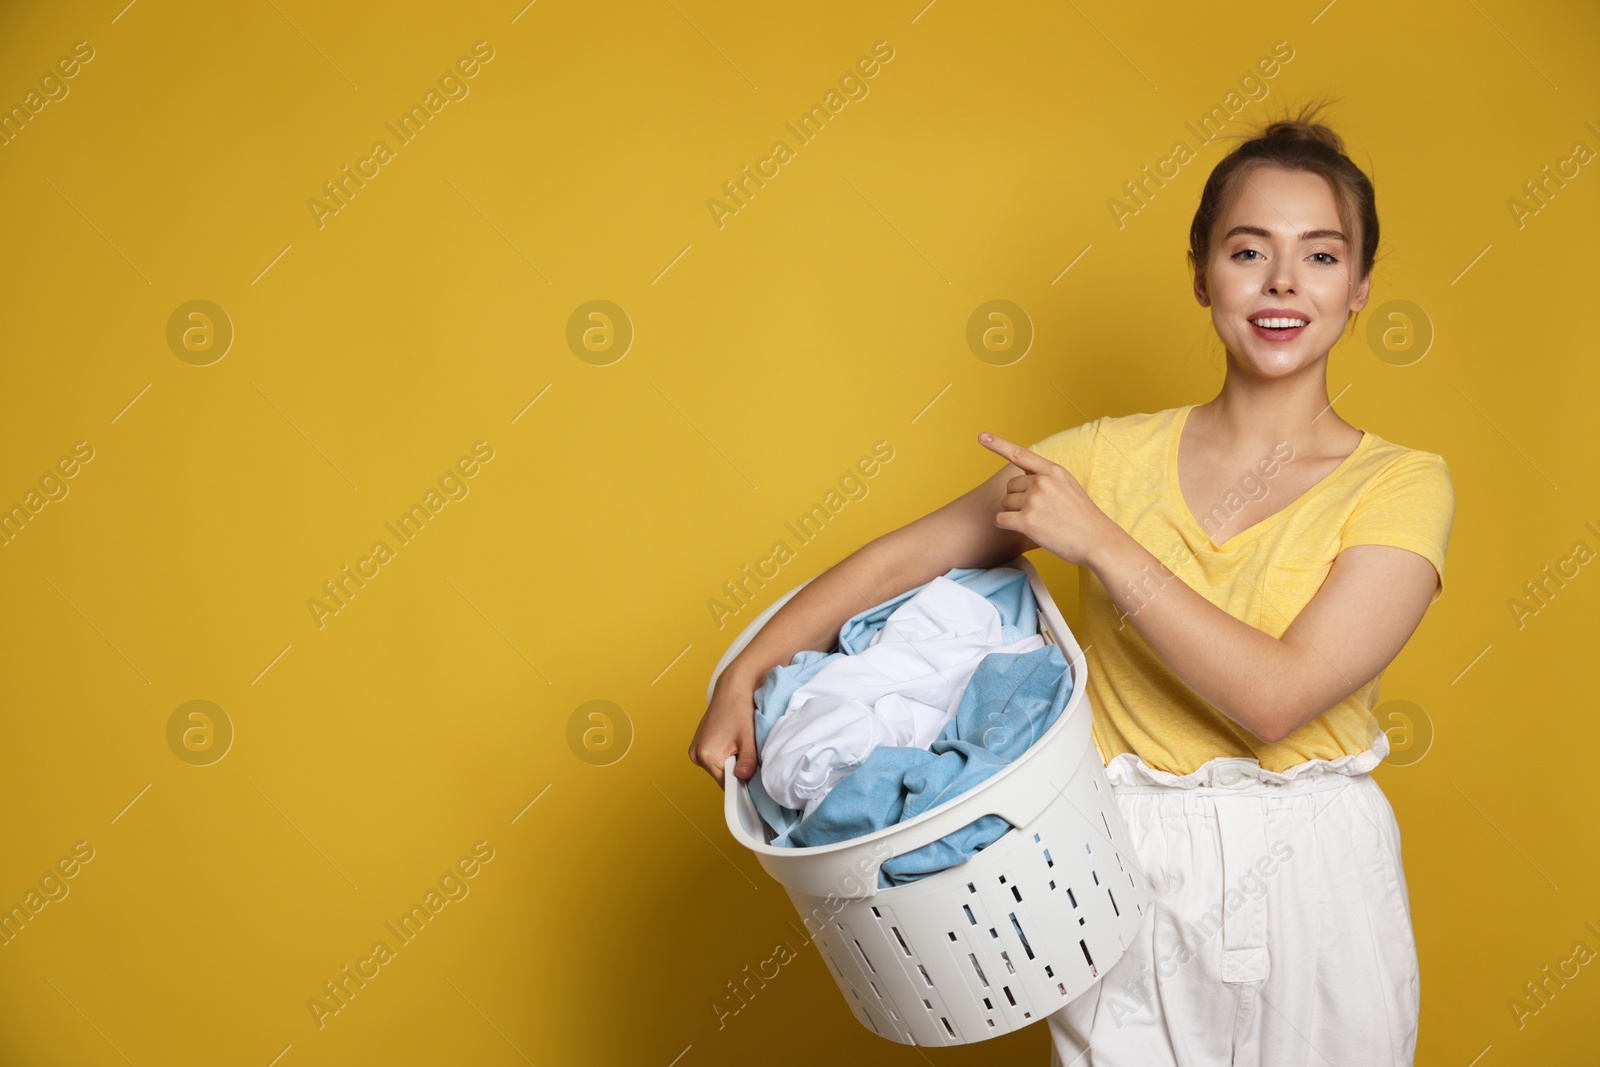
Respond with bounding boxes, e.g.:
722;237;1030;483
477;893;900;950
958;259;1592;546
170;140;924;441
1;1;1596;1063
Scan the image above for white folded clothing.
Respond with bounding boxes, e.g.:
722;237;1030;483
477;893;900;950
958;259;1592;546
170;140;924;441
760;575;1046;816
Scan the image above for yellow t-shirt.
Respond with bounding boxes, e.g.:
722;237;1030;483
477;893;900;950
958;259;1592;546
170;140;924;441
1029;403;1455;776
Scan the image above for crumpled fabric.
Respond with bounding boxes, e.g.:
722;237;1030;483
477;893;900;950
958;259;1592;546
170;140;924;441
758;574;1044;816
778;642;1073;888
746;566;1043;841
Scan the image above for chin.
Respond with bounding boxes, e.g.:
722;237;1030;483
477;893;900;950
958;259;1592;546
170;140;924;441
1226;330;1334;370
1227;345;1311;376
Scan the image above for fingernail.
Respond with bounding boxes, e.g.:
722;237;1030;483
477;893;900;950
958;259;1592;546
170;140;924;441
979;432;992;443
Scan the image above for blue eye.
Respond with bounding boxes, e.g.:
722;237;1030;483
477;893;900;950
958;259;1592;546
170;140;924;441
1231;249;1341;264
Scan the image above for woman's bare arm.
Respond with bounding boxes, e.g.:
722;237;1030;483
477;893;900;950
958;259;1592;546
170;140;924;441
689;459;1037;786
1085;515;1437;744
979;431;1440;746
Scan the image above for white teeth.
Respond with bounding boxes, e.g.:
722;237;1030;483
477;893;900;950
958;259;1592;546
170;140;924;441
1250;317;1308;329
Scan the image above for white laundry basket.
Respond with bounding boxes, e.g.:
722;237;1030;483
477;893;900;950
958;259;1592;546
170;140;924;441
709;557;1153;1046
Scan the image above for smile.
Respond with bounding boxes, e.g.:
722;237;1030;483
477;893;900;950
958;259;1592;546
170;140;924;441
1248;317;1308;340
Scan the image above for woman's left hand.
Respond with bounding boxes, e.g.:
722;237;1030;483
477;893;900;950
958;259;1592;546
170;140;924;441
977;432;1121;569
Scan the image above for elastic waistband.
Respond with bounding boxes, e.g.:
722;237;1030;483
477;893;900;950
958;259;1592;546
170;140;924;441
1111;773;1359;797
1099;731;1390;796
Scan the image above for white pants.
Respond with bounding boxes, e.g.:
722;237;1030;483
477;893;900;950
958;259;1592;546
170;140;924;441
1048;746;1419;1066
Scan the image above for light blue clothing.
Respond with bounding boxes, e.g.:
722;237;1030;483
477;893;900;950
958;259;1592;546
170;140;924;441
834;565;1041;656
747;567;1042;840
747;567;1071;887
778;643;1072;887
753;566;1041;749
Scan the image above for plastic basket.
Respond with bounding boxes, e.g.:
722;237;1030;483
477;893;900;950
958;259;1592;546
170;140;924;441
709;556;1153;1046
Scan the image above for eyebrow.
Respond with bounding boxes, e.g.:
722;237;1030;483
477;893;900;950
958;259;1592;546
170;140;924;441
1224;224;1348;244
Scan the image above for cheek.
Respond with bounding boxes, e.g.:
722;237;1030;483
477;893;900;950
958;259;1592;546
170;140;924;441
1212;295;1249;327
1213;277;1257;316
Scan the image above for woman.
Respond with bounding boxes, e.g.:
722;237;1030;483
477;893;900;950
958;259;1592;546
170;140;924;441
690;102;1452;1066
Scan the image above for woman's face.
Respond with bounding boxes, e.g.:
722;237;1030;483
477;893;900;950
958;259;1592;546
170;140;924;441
1193;164;1370;377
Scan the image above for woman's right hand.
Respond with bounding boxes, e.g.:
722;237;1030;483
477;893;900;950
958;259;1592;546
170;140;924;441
978;432;1122;569
688;672;760;789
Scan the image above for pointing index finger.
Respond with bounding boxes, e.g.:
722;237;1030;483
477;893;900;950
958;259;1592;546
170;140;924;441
979;432;1050;473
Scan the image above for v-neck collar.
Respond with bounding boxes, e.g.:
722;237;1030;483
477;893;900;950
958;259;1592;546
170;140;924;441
1168;402;1371;551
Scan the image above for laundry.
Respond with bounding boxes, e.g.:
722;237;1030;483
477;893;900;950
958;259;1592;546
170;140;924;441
758;574;1045;816
748;567;1073;886
779;642;1073;888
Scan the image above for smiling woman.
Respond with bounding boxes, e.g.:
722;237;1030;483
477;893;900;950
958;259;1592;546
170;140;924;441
689;100;1450;1067
1013;102;1449;1067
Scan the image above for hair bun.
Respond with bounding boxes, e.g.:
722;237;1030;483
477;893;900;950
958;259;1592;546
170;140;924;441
1260;120;1346;155
1186;98;1380;283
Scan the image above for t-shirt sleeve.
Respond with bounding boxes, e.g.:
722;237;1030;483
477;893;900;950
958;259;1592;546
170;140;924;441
1339;451;1455;604
1028;420;1100;492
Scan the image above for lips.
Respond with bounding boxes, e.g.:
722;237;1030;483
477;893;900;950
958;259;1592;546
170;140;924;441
1247;311;1310;341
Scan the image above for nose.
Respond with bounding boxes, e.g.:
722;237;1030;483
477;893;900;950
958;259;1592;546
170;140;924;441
1266;261;1297;296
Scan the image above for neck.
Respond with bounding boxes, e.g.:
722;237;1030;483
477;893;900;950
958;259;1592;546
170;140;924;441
1195;376;1359;455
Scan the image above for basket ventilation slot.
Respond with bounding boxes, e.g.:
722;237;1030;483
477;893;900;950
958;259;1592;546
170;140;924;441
968;953;989;987
1009;913;1035;959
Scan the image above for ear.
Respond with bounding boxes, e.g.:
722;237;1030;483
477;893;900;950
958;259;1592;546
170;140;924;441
1192;270;1211;308
1349;271;1371;313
